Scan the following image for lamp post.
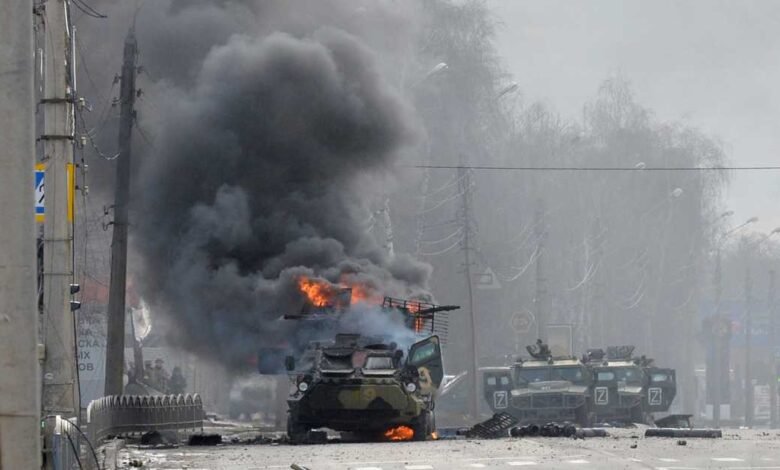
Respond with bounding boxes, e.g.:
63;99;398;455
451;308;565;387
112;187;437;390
744;227;780;427
712;216;757;426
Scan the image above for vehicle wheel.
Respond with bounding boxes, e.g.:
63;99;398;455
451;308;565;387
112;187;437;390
575;406;592;427
412;411;432;441
287;414;309;445
629;406;645;425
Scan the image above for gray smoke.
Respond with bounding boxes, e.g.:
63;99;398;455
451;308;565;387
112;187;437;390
133;15;432;369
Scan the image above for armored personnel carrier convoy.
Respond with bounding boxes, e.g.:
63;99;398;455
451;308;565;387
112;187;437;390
483;341;676;426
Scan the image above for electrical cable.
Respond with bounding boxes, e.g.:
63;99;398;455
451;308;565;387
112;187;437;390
408;164;780;171
62;418;101;470
418;235;464;256
70;0;107;19
65;432;85;470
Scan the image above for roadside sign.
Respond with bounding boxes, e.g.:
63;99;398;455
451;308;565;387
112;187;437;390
511;310;534;333
34;162;75;223
35;164;45;222
547;324;573;356
476;267;501;290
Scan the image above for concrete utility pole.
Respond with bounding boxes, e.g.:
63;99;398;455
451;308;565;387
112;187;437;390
458;165;479;420
0;2;41;467
105;29;138;396
41;0;79;417
534;199;547;341
713;247;724;426
744;263;753;427
768;269;777;429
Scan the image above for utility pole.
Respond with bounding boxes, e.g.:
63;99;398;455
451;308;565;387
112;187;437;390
745;263;753;427
41;0;79;417
0;1;41;467
534;199;547;341
713;247;723;426
105;29;137;396
458;165;479;420
769;269;777;428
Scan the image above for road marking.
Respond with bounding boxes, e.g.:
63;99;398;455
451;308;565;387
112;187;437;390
712;458;744;462
405;466;433;470
629;458;643;462
355;467;384;470
659;458;680;462
567;460;589;464
469;465;487;468
508;462;537;466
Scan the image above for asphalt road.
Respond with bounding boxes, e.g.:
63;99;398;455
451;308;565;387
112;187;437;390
117;429;780;470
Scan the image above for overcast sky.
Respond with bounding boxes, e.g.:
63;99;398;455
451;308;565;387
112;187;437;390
487;0;780;235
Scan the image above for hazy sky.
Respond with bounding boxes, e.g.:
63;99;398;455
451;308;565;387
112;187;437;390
487;0;780;234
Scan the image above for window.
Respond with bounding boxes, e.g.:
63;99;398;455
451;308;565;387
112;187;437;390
651;373;669;382
552;366;587;384
517;368;549;384
365;356;394;370
597;371;615;381
487;376;497;386
410;342;437;364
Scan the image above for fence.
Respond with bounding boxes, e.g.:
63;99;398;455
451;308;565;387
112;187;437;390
87;394;203;444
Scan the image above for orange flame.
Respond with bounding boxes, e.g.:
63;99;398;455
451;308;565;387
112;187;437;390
298;276;382;308
431;431;439;440
384;425;414;441
298;277;337;307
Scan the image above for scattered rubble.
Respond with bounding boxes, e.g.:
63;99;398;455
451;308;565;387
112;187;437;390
645;428;722;438
464;413;518;439
188;433;223;446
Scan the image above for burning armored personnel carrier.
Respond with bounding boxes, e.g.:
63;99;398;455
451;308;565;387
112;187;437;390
285;332;443;443
482;341;594;426
261;279;458;443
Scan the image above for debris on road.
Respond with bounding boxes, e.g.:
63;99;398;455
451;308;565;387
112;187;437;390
677;439;687;446
291;464;311;470
654;414;694;429
188;433;223;446
645;428;722;438
465;412;518;439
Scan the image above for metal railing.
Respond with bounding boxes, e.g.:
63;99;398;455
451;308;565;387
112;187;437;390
87;394;203;444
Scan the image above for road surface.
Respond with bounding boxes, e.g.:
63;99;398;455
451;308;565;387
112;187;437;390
117;429;780;470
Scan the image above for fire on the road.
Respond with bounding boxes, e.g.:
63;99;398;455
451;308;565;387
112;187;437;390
384;425;414;441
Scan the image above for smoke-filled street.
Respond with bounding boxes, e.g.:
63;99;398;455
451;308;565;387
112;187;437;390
4;0;780;468
117;429;780;470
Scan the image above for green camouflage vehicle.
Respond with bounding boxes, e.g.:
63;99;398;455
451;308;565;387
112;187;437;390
585;347;647;424
482;341;593;426
285;333;444;443
584;346;677;424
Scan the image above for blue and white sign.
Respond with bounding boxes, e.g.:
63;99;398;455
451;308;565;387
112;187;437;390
35;163;45;222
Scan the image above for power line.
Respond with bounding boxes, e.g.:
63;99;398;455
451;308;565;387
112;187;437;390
408;164;780;171
71;0;107;19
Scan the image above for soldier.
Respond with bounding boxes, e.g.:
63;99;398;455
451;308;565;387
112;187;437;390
143;360;153;384
169;366;187;394
152;358;170;392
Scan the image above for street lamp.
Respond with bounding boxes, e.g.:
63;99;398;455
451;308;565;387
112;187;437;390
744;227;780;427
712;216;757;426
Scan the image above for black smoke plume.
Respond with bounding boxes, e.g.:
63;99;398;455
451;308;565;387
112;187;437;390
133;18;431;369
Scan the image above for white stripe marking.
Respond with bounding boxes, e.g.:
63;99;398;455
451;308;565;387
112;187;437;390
659;458;679;462
567;460;589;464
355;467;384;470
712;458;744;462
629;458;643;462
405;466;433;470
469;465;487;468
508;462;537;466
